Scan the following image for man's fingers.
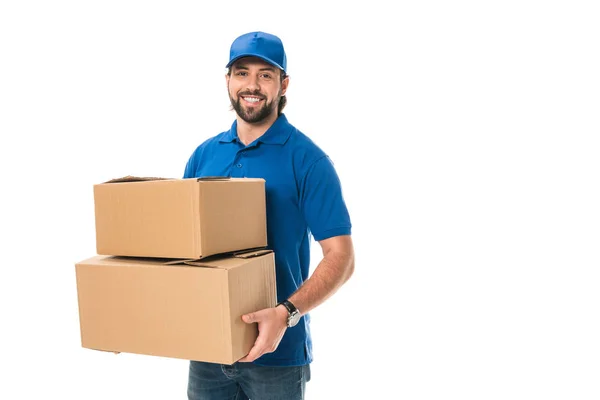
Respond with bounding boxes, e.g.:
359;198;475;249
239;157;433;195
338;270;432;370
242;309;266;324
242;313;255;323
238;344;263;363
238;307;284;362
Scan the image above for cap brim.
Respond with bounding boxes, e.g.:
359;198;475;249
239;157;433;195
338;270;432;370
225;53;284;71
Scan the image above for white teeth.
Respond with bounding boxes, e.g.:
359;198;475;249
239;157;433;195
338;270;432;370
243;97;261;103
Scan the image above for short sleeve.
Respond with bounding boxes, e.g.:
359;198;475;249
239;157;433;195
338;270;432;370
183;150;197;179
300;156;352;241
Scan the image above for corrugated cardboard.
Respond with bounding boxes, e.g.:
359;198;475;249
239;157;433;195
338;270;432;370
94;176;267;259
75;250;276;365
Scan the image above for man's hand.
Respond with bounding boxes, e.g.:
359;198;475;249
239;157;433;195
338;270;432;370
238;305;288;363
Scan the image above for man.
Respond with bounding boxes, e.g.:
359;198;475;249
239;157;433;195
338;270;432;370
183;31;354;400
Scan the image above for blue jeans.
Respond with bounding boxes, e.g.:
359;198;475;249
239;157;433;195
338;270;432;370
187;361;311;400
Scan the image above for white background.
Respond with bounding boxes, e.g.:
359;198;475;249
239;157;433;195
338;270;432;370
1;1;599;399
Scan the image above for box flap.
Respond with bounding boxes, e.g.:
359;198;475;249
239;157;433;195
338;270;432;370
164;258;197;265
196;177;266;182
232;248;273;259
182;250;272;269
77;255;192;267
183;260;224;268
103;175;173;184
196;176;230;181
183;257;243;269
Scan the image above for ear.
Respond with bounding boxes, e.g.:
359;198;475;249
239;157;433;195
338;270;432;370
225;73;230;88
280;75;289;96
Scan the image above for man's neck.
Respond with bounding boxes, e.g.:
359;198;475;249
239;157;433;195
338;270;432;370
236;113;278;146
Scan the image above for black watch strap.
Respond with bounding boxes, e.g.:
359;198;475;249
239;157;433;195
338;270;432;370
277;300;297;314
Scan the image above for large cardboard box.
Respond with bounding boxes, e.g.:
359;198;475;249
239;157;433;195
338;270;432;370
94;176;267;259
75;250;276;365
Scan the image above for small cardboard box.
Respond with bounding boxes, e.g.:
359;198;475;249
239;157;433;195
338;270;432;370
75;249;276;365
94;176;267;259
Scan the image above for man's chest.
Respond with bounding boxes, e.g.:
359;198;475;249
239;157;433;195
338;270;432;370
195;147;299;207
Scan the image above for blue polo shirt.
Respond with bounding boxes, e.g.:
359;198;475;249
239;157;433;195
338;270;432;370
183;114;352;366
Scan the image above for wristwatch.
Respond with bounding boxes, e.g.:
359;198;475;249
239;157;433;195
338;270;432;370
277;300;301;328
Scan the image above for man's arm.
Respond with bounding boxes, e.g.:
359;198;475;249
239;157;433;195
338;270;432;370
287;234;354;315
238;235;354;362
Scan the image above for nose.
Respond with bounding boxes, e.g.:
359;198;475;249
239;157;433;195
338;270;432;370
245;74;260;92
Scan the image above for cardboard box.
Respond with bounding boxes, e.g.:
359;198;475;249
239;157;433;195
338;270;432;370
75;250;276;365
94;176;267;259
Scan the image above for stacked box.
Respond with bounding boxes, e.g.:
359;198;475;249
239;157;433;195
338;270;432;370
75;176;276;364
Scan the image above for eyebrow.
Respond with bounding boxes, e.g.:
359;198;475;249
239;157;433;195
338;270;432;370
233;64;277;72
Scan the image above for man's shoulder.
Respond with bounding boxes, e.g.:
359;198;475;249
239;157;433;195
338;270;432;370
284;120;319;148
192;130;231;152
287;125;328;162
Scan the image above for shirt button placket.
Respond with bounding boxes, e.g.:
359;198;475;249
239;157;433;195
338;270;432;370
232;150;244;177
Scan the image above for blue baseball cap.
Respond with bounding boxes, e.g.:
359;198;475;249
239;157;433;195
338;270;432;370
226;31;287;72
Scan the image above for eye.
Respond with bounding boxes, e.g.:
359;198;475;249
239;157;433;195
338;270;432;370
235;71;248;77
260;73;273;80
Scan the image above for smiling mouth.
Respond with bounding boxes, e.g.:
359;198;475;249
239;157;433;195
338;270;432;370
241;96;264;104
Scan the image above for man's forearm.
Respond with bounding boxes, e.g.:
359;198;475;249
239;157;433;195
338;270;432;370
287;245;354;316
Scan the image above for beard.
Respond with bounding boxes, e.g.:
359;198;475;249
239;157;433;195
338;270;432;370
229;89;281;124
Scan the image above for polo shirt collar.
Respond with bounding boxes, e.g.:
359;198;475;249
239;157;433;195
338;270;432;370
218;114;293;145
218;121;238;143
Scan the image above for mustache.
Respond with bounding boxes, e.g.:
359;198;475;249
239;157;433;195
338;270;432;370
238;90;266;99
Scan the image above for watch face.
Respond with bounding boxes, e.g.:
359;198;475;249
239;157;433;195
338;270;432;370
288;311;301;327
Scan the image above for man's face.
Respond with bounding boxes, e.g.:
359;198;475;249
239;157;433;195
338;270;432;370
227;57;287;124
